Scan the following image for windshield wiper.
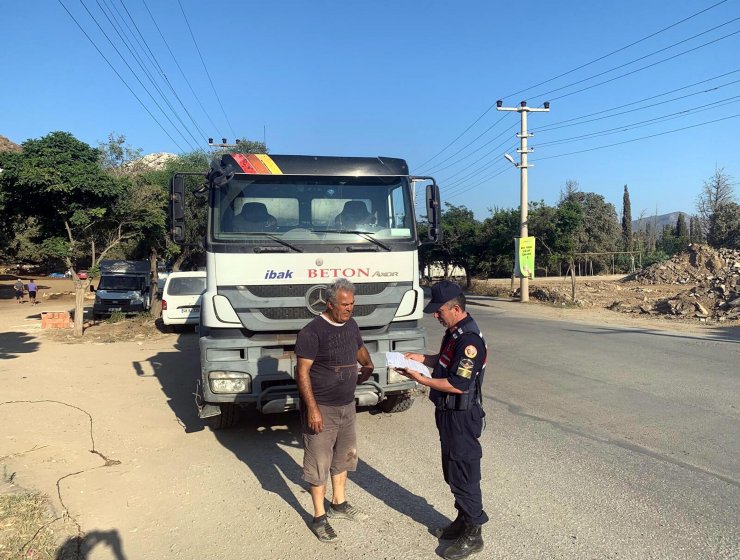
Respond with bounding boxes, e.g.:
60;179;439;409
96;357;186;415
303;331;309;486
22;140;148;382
249;233;303;253
316;229;391;252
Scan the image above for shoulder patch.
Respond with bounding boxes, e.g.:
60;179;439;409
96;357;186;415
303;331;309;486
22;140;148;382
464;345;478;358
456;358;474;379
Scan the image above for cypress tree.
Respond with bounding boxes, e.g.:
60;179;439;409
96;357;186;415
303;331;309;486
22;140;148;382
622;185;633;251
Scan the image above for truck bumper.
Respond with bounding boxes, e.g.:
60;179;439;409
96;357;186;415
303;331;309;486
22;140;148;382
198;324;426;414
93;302;146;315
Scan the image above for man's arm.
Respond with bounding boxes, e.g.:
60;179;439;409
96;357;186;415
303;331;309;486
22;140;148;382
356;345;374;384
296;356;323;433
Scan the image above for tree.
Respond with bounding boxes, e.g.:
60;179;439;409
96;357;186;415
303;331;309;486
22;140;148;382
559;189;620;273
436;204;484;288
2;131;120;335
689;215;704;244
478;207;519;278
622;185;632;251
697;167;736;236
707;202;740;248
98;132;144;177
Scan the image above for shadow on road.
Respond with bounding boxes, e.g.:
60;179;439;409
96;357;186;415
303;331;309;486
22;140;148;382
56;529;126;559
131;333;205;433
136;336;449;531
0;331;40;359
213;413;450;532
564;324;740;344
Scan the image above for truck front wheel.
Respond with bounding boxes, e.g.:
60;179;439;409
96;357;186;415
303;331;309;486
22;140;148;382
377;393;414;413
207;403;239;430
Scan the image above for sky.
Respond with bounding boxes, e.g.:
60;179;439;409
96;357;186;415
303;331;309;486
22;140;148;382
1;0;739;221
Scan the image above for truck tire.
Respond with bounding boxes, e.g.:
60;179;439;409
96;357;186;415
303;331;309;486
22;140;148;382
378;393;414;413
207;404;239;430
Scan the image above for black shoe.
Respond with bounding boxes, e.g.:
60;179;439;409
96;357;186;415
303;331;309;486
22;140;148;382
443;523;484;560
434;513;465;540
310;515;338;543
327;502;369;521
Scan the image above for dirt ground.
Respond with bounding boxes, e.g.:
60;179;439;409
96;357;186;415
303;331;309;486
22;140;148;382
0;274;737;559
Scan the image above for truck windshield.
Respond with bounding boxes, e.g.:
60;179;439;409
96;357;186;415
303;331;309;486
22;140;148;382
212;177;414;243
98;276;144;291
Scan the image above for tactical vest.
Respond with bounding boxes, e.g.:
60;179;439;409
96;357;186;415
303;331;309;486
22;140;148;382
431;319;487;411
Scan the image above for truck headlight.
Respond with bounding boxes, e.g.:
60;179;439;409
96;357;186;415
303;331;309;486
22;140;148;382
95;296;101;304
387;367;407;384
209;371;251;394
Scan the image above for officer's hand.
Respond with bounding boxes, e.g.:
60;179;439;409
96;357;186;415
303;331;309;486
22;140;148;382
307;406;323;434
395;367;419;381
404;352;424;364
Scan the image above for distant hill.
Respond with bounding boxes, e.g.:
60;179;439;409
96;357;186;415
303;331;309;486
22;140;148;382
0;134;21;153
633;211;689;233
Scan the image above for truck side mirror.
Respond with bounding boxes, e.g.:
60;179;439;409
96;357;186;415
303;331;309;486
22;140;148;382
89;285;96;293
171;175;186;244
426;183;443;243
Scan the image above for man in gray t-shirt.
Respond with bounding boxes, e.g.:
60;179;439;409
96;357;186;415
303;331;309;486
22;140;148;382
295;278;374;542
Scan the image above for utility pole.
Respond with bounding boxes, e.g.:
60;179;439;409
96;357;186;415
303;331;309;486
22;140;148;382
496;100;550;302
208;138;240;149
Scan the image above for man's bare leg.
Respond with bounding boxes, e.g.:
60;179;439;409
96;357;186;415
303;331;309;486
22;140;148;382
330;470;347;505
309;483;327;517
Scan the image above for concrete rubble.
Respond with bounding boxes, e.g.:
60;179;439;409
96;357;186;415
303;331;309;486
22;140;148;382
617;244;740;322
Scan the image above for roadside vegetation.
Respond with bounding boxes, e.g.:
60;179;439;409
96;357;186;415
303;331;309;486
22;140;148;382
1;130;737;327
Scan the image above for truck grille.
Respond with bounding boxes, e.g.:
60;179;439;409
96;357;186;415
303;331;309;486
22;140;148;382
259;304;376;320
246;283;390;298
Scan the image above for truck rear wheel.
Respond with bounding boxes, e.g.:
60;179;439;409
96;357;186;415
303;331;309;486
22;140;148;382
207;404;239;430
378;393;414;413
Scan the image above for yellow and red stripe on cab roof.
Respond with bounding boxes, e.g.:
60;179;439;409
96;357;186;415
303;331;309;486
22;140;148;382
230;153;283;174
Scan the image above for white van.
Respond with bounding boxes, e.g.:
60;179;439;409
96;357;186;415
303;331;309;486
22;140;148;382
161;271;206;327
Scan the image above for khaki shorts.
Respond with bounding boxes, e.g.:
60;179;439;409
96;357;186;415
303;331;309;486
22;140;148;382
301;402;358;486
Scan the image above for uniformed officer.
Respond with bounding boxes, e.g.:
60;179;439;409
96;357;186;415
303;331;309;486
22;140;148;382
398;281;487;560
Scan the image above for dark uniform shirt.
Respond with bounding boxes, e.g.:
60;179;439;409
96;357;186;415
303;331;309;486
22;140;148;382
429;314;487;409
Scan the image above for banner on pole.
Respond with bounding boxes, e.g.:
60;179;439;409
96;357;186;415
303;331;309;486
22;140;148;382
514;236;535;279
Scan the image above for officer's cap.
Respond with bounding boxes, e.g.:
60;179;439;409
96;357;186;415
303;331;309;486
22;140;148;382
423;280;463;313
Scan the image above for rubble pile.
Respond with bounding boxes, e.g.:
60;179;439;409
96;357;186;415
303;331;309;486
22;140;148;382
615;245;740;322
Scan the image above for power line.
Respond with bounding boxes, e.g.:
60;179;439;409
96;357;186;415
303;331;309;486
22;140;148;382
439;140;519;191
545;27;740;103
76;0;198;151
536;94;740;147
536;112;740;161
93;0;202;149
177;0;237;139
534;69;740;131
428;29;740;182
413;0;731;171
420;22;740;181
531;16;740;101
141;0;223;139
57;0;186;152
422;116;517;175
112;0;210;145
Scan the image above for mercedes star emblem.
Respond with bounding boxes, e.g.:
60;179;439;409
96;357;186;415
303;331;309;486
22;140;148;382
306;285;328;315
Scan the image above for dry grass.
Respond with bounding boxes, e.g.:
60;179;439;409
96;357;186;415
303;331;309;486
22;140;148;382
0;490;75;560
45;313;170;344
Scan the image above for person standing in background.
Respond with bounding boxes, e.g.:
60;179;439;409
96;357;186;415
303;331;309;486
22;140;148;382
14;279;25;303
27;279;38;305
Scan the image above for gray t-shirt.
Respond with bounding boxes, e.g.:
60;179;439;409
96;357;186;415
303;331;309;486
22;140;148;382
295;315;364;406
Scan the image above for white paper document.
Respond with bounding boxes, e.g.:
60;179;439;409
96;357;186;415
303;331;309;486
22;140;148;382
385;352;431;377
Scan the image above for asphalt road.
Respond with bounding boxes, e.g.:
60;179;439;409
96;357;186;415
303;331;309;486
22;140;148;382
457;298;740;559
